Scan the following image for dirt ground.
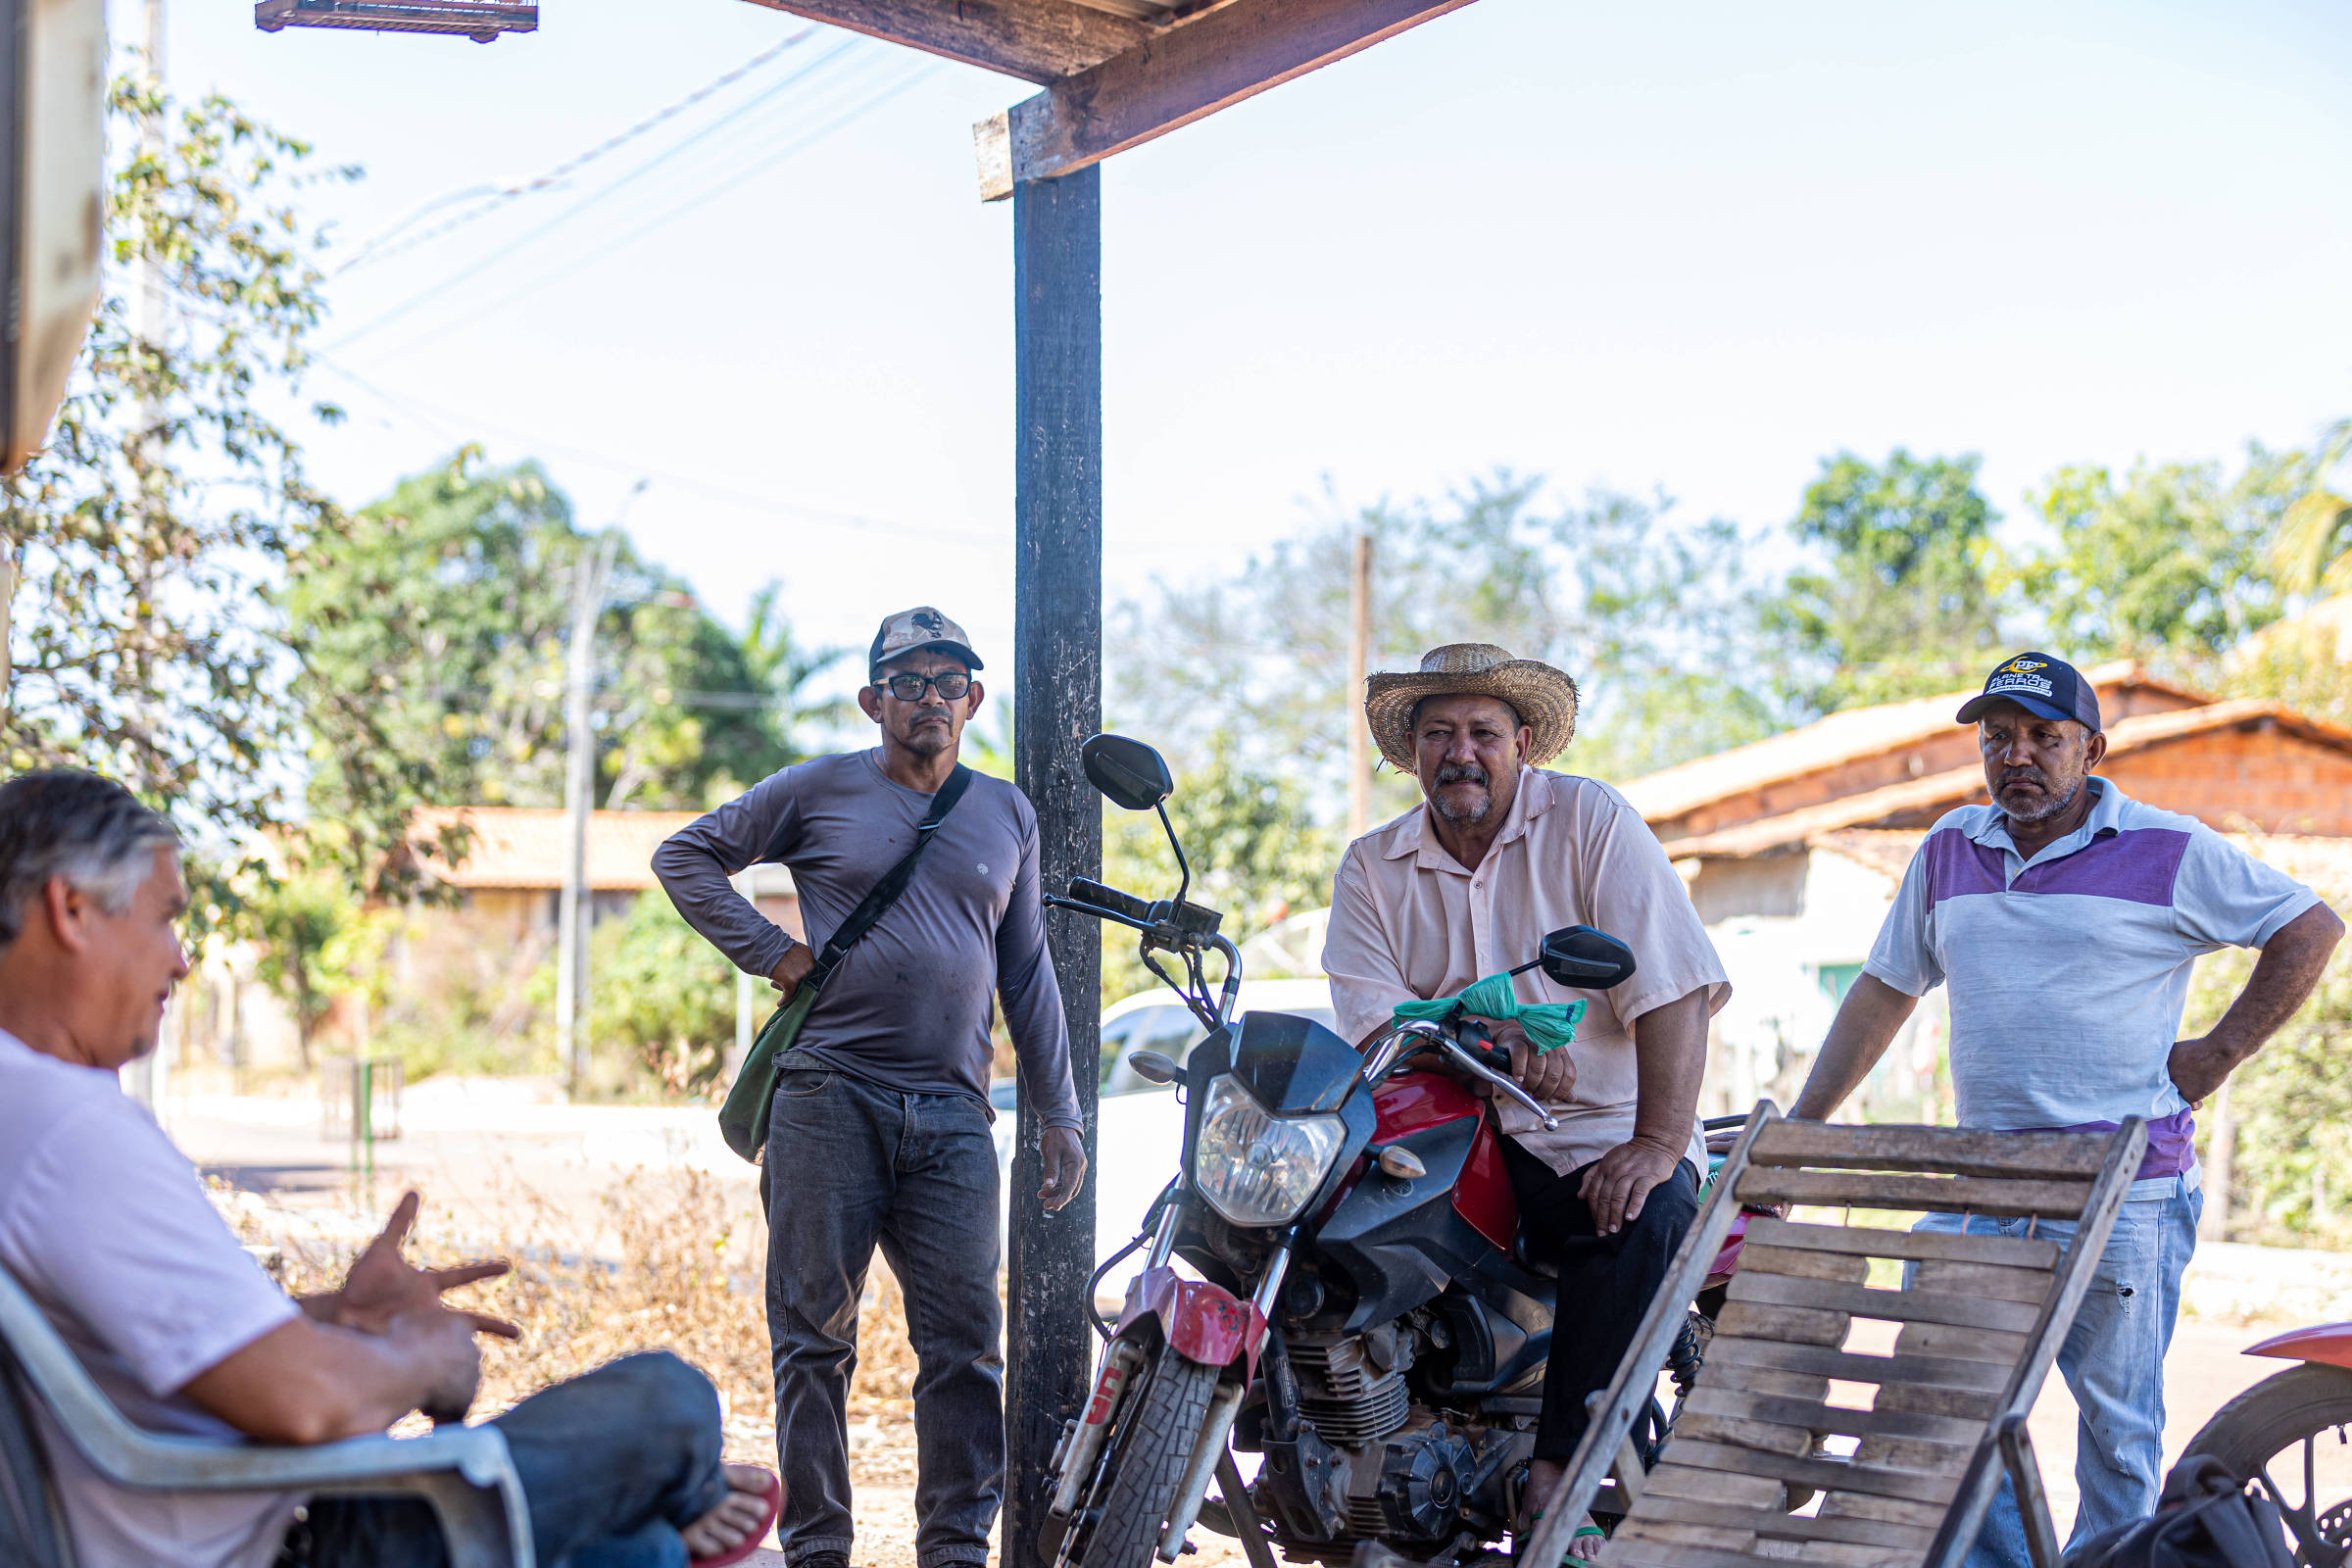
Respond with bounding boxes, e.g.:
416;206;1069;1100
172;1092;2315;1567
739;1316;2291;1568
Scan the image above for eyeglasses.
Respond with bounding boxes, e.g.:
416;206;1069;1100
878;670;973;702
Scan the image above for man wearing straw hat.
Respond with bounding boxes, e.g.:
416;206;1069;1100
1323;644;1732;1562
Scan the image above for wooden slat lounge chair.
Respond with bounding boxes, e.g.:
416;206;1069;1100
1523;1102;2147;1568
0;1261;533;1568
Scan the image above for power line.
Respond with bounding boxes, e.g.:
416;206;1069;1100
336;25;823;277
310;355;1002;548
326;34;868;352
365;59;940;365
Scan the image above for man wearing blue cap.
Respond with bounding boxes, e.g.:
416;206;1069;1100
1790;652;2344;1566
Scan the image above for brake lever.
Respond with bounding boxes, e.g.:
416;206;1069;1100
1439;1038;1558;1131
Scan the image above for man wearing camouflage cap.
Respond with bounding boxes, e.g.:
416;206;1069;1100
656;607;1087;1568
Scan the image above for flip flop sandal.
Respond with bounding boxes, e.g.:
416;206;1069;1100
689;1468;784;1568
1521;1509;1608;1565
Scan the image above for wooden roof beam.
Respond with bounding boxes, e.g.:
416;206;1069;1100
974;0;1479;198
740;0;1154;86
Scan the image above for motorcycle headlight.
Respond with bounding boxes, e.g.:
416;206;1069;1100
1193;1073;1348;1228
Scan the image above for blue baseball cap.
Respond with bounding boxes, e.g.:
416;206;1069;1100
1955;652;2102;733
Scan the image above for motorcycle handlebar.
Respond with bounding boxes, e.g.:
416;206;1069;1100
1453;1015;1515;1074
1064;876;1153;924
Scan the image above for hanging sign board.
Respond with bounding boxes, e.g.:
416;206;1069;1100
0;0;105;476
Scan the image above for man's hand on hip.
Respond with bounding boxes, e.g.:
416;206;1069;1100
769;941;815;999
1579;1135;1683;1236
2168;1034;2236;1105
1040;1126;1088;1211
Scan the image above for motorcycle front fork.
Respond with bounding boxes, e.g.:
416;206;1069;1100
1154;1244;1291;1561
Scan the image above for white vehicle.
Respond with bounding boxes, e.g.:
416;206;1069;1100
991;978;1337;1300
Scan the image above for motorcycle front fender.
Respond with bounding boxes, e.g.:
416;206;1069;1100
1116;1264;1268;1376
2246;1322;2352;1370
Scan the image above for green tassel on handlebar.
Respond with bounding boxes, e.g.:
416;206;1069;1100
1391;973;1586;1054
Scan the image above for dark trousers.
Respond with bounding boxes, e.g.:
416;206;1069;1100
763;1059;1004;1568
293;1351;728;1568
1500;1138;1700;1462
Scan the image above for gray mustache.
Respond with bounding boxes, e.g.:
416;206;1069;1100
1435;764;1489;788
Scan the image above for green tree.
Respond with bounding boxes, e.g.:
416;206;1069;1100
1;78;357;847
1766;450;2007;710
246;868;354;1070
738;580;856;761
1109;473;1777;799
284;452;796;865
2022;453;2292;669
583;891;737;1099
1098;747;1346;1002
2270;417;2352;597
2187;898;2352;1248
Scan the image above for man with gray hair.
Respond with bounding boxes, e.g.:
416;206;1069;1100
0;769;778;1568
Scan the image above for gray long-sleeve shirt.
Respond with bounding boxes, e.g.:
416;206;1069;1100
652;749;1082;1129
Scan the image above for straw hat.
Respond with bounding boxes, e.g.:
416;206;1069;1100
1363;643;1579;772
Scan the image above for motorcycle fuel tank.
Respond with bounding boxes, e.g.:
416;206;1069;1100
1370;1072;1517;1251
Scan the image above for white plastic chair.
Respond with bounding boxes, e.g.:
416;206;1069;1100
0;1262;533;1568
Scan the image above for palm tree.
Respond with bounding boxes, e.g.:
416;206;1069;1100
740;582;856;761
2272;417;2352;596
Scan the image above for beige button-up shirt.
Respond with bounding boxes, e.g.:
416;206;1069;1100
1321;767;1730;1175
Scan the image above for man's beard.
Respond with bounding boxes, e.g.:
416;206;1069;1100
1998;769;2081;822
1430;762;1494;825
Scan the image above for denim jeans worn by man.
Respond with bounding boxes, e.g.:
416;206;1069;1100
654;607;1088;1568
0;769;780;1568
1790;652;2344;1565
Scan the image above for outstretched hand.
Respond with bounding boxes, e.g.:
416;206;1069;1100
334;1191;520;1341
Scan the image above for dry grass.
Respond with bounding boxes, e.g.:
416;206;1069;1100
211;1168;923;1481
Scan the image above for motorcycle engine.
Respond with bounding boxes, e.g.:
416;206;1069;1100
1340;1421;1477;1540
1287;1326;1412;1444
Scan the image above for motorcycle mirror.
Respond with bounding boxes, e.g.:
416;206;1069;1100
1127;1051;1179;1086
1081;733;1174;811
1537;926;1638;990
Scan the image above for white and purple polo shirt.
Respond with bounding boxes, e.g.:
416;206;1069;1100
1864;777;2320;1179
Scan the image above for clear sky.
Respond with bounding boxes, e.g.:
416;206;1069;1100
142;0;2352;685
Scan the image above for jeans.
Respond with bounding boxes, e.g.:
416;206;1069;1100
1500;1139;1701;1461
763;1060;1004;1568
291;1351;730;1568
1911;1169;2203;1568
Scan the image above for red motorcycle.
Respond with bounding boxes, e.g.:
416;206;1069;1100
2183;1323;2352;1565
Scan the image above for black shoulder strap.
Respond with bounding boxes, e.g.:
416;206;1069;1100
801;764;975;996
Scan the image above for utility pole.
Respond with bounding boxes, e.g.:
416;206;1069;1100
1347;531;1374;840
1004;165;1102;1568
556;528;619;1098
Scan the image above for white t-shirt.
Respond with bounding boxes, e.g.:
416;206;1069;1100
0;1030;301;1568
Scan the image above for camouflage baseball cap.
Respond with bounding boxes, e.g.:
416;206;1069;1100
868;606;984;681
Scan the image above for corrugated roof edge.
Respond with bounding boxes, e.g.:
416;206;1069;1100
1661;699;2352;861
1617;662;2211;825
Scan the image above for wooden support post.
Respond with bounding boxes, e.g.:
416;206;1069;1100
1347;531;1373;839
1005;163;1102;1568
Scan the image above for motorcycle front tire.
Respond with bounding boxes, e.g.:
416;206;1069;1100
1078;1341;1222;1568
